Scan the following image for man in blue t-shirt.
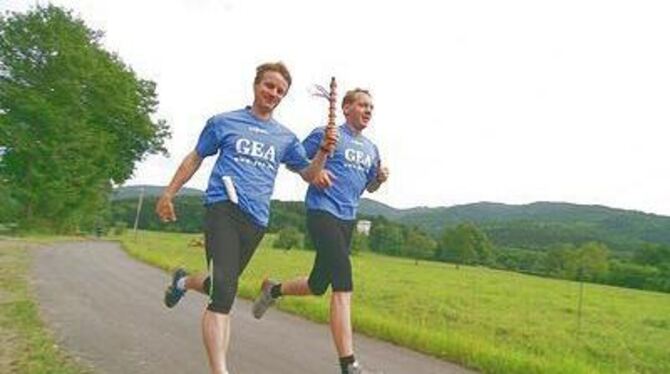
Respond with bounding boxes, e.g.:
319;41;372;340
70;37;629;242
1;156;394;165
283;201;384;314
252;88;389;374
155;62;337;374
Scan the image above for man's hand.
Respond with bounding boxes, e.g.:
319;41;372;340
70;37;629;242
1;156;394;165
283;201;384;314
312;169;335;189
376;164;389;184
299;126;339;183
156;194;177;222
366;161;389;193
320;125;339;154
155;151;204;223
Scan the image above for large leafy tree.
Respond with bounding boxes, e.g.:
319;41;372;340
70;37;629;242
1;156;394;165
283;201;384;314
0;5;169;231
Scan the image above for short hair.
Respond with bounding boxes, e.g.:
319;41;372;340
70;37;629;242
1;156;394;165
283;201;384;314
341;88;372;109
254;62;292;89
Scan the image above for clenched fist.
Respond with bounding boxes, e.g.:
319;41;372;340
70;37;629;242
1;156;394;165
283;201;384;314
376;164;389;184
156;194;177;222
319;125;339;154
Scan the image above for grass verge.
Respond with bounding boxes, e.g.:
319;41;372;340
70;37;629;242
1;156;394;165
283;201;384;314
0;240;89;374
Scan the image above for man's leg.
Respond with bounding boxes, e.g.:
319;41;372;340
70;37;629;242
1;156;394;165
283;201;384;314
202;310;231;374
203;202;265;370
325;217;360;373
304;211;359;372
252;225;331;318
201;203;244;374
186;273;208;293
279;276;312;295
164;271;208;308
330;291;354;358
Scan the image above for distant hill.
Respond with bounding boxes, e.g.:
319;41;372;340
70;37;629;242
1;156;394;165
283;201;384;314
359;200;670;252
357;198;435;219
112;185;203;200
112;187;670;252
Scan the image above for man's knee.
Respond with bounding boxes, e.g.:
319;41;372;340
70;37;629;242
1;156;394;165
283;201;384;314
331;280;353;293
331;261;353;292
308;277;329;296
207;277;238;313
331;290;352;304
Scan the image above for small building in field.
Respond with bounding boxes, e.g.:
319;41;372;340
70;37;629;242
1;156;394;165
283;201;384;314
356;220;372;236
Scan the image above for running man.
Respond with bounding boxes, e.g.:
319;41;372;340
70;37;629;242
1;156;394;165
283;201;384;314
252;88;389;374
156;62;337;374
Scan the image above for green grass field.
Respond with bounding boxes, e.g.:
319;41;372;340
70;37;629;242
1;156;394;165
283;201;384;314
119;230;670;374
0;239;89;374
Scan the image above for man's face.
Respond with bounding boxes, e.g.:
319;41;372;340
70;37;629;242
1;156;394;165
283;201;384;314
253;71;289;113
344;93;374;131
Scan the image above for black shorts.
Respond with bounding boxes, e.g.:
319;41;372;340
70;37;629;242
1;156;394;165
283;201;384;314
203;202;265;314
307;210;355;294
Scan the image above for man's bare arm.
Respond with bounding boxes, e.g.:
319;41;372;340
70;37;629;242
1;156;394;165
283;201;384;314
298;124;339;183
156;150;204;222
299;150;330;183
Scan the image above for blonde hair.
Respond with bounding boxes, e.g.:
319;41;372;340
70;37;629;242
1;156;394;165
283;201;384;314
254;62;292;88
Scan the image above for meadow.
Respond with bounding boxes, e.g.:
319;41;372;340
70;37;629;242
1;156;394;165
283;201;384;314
119;231;670;374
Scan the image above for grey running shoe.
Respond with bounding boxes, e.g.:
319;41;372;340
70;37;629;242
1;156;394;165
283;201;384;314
344;362;382;374
164;268;188;308
252;278;279;319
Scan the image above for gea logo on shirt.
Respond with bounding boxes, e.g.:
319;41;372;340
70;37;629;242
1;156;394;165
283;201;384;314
235;138;276;162
344;148;372;169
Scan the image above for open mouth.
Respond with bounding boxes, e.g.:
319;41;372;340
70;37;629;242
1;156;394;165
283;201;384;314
262;94;277;106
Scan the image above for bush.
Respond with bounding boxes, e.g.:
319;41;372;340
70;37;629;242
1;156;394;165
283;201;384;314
112;221;128;236
273;226;302;250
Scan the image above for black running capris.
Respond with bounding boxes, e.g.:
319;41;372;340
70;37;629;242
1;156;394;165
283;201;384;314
307;210;355;294
203;202;265;314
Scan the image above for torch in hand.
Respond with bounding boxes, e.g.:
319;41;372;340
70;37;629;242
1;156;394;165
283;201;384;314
311;77;338;156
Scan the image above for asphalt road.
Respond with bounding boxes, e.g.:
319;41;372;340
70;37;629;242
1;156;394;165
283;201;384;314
32;241;473;374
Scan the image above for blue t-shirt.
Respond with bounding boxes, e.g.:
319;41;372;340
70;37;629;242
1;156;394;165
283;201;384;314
196;108;310;227
304;124;380;220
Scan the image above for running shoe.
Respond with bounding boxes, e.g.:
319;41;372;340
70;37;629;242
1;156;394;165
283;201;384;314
164;268;188;308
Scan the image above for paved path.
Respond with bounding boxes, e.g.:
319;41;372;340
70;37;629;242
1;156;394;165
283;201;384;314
32;241;473;374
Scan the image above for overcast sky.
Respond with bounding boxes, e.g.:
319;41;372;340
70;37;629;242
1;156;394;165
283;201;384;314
4;0;670;215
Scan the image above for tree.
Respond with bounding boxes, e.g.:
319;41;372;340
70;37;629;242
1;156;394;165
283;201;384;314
402;227;436;264
633;243;670;266
576;242;609;281
369;223;404;255
544;242;609;281
351;231;369;254
0;5;169;232
438;227;475;265
0;177;19;223
606;260;660;289
545;244;579;278
436;223;494;266
273;226;302;250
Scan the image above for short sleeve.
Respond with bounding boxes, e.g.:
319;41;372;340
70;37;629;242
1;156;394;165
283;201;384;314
282;135;311;172
302;127;324;159
195;117;221;158
366;144;381;185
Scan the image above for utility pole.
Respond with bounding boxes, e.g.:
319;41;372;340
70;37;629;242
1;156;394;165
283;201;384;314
133;186;145;241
